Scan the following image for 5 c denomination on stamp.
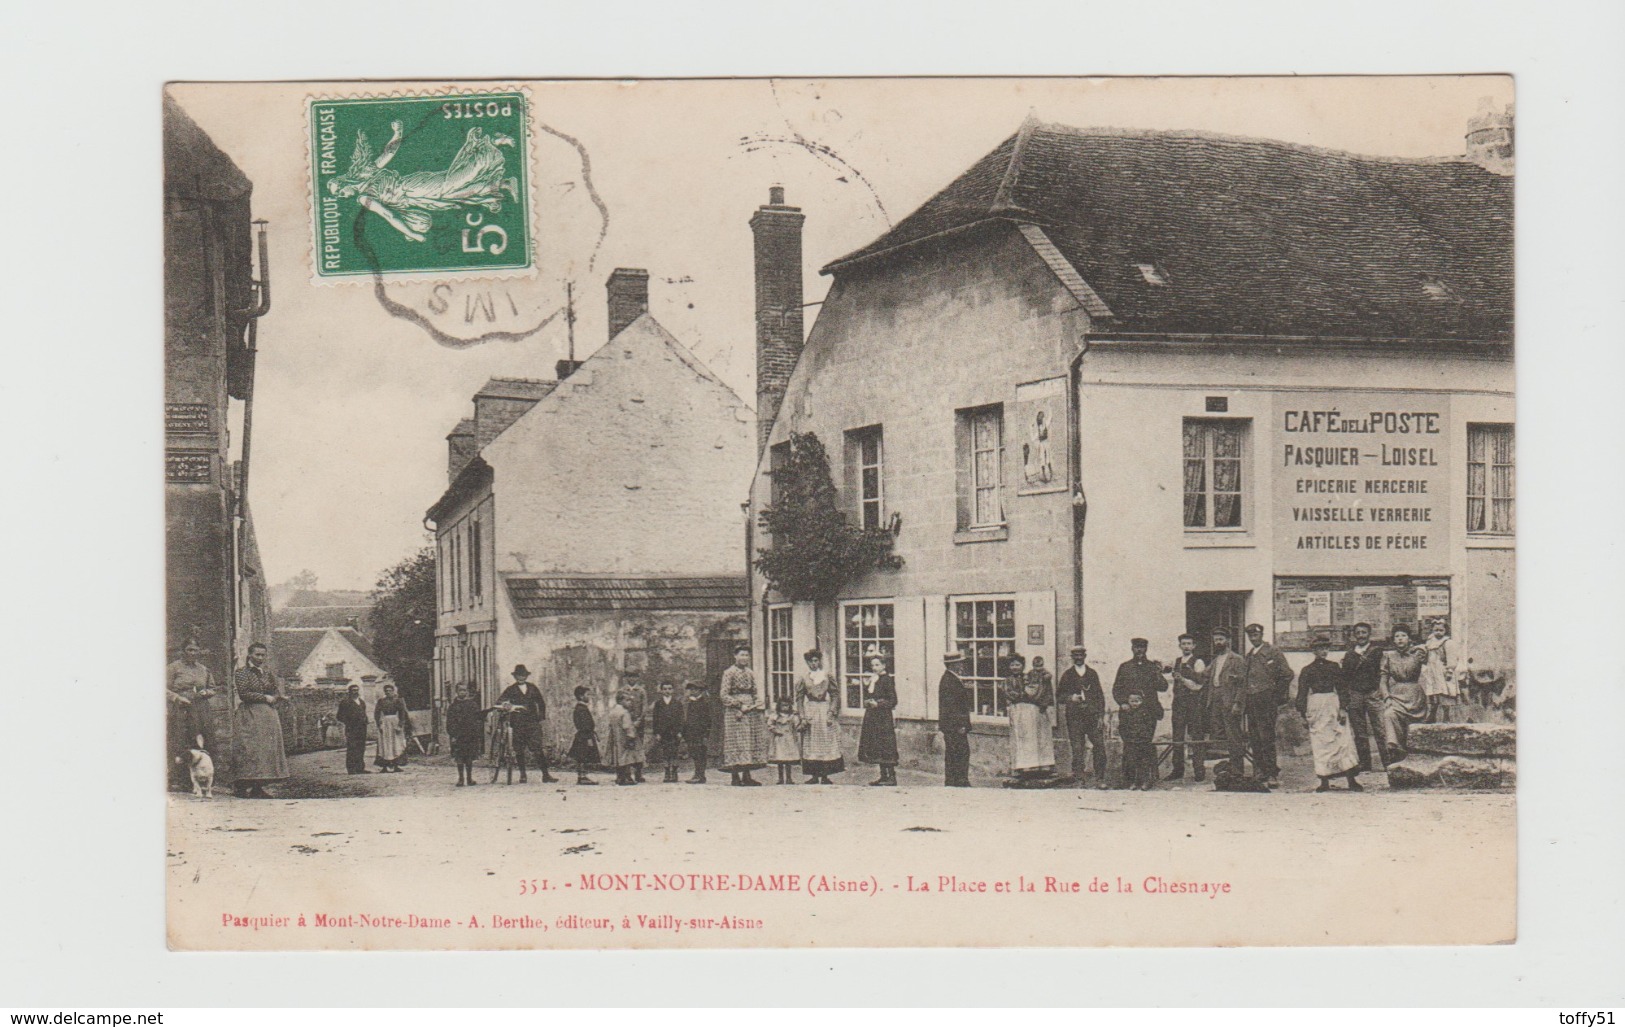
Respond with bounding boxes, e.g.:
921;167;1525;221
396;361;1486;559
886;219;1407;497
310;91;533;279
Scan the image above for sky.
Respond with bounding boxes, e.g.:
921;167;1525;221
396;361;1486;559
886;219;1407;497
170;76;1512;591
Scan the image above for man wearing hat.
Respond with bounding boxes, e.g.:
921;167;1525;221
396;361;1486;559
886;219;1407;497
498;664;558;784
1056;644;1106;788
937;649;974;787
1208;627;1249;778
1112;638;1168;790
1241;623;1295;786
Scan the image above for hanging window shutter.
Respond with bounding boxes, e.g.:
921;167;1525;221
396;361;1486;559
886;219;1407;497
792;601;819;670
922;595;947;721
954;413;972;530
891;596;927;720
841;433;860;523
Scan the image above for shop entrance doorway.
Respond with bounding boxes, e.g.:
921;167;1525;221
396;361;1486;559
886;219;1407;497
1186;592;1249;660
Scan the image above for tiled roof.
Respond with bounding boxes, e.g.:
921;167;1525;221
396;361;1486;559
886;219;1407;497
271;628;328;679
825;120;1512;341
271;626;379;678
448;418;476;438
476;377;558;401
505;576;750;618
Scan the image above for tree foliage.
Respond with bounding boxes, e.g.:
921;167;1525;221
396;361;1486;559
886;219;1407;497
369;546;436;708
755;432;901;603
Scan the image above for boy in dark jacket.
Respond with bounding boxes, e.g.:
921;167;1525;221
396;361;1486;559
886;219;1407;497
682;681;712;784
566;686;599;785
649;681;685;783
446;684;484;787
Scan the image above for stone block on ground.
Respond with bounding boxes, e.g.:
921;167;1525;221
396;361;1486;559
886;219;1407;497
1406;723;1516;758
1387;754;1511;790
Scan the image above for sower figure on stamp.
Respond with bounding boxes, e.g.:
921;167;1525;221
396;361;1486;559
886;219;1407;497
232;642;288;799
938;650;974;787
1208;628;1249;781
1340;621;1386;772
336;683;370;775
1168;634;1210;782
1113;638;1167;791
719;645;767;786
498;664;556;784
1241;623;1294;787
1056;644;1107;789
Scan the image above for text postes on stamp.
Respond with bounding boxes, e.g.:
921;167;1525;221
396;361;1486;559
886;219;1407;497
310;92;532;279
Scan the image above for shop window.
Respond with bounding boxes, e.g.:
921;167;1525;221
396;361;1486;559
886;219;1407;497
1467;424;1515;535
768;605;795;704
954;596;1016;717
841;602;895;710
1183;419;1249;530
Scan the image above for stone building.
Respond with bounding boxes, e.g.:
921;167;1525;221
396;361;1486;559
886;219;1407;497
745;115;1514;776
164;94;274;774
272;626;393;707
425;269;754;751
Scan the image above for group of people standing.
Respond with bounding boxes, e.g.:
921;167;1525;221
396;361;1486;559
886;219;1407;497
948;617;1467;793
165;640;290;799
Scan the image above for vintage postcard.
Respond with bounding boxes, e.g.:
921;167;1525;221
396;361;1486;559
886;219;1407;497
164;76;1515;950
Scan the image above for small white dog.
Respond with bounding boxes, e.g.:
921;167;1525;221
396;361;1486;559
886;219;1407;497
188;749;215;798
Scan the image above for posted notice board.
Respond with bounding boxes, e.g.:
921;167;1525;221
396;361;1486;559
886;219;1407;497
1272;576;1451;651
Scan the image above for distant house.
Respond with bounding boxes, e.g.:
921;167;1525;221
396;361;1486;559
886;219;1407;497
425;268;754;751
272;626;392;707
745;115;1514;774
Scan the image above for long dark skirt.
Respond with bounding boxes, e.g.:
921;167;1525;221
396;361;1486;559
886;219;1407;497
857;708;898;765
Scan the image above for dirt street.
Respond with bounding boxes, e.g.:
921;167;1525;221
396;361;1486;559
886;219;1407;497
167;748;1515;950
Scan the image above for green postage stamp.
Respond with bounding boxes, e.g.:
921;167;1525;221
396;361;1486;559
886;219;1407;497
309;91;532;278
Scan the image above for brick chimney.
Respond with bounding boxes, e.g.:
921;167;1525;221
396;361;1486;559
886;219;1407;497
447;419;477;483
1466;103;1514;175
751;185;804;454
606;267;649;341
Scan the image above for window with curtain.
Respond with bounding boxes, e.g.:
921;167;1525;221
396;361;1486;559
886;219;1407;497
1467;424;1515;534
1183;419;1248;530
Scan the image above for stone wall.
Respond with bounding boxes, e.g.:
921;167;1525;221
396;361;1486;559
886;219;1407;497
1388;723;1516;790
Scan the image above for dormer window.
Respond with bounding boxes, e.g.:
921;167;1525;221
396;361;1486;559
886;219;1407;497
1136;262;1169;286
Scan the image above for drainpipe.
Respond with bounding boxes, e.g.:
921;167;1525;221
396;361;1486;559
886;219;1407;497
1069;338;1090;647
231;220;272;665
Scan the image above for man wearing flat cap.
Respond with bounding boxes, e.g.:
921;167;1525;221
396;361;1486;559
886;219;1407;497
1056;644;1106;788
938;649;973;787
498;664;557;784
1242;623;1294;786
1113;638;1168;790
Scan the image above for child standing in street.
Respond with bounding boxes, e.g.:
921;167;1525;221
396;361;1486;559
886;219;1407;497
682;681;712;784
767;696;803;784
567;685;600;785
605;689;639;786
446;683;484;787
649;681;685;783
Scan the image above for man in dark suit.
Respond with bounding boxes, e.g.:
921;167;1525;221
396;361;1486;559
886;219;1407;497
1112;638;1168;790
336;683;370;774
1208;628;1249;778
1340;621;1385;772
498;665;557;783
1056;644;1106;788
938;650;974;787
1242;623;1295;786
